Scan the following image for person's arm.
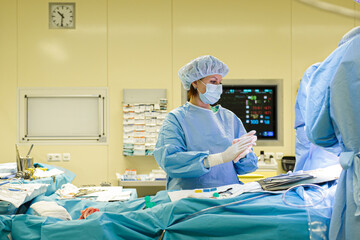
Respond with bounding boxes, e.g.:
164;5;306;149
153;113;210;178
306;86;337;147
231;115;258;174
323;37;360;148
204;131;256;168
234;150;258;175
305;44;354;147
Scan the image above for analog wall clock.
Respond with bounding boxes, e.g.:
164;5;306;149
49;2;75;29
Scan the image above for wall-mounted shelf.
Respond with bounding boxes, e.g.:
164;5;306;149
122;89;167;156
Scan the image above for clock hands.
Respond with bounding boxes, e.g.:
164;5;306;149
50;3;75;29
56;11;64;18
56;11;64;27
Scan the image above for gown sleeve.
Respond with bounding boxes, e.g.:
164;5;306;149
305;84;337;147
153;113;210;178
306;38;360;148
329;38;360;151
234;150;258;175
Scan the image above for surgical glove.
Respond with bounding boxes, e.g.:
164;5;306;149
231;131;257;159
233;147;252;163
232;133;257;163
233;130;256;143
204;137;255;168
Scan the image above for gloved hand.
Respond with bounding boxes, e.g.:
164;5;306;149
232;131;257;163
204;131;257;168
233;130;257;143
232;148;252;163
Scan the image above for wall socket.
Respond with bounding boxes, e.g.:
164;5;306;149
47;153;61;161
63;153;71;161
275;152;284;160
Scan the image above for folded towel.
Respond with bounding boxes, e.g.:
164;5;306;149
31;201;72;221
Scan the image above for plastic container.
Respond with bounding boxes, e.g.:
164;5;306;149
258;151;265;162
281;156;296;172
19;157;34;171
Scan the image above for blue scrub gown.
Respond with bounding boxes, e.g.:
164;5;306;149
154;102;258;190
294;63;341;172
306;32;360;240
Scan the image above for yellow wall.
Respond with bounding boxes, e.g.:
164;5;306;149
0;0;358;186
0;0;17;164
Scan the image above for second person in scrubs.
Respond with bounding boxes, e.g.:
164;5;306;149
154;55;258;190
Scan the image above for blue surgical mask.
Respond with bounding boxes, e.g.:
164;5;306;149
198;80;223;104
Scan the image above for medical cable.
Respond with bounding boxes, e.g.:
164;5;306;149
0;178;25;192
173;193;269;227
283;184;333;240
282;183;326;208
0;178;26;192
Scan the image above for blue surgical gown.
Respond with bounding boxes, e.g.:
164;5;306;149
294;63;341;172
305;32;360;240
154;102;258;190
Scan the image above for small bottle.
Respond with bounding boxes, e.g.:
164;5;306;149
270;155;276;165
259;151;265;162
264;154;271;164
124;169;130;181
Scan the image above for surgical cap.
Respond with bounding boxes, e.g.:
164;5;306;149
178;55;229;90
338;26;360;47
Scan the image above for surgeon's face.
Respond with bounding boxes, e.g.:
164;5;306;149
193;74;222;94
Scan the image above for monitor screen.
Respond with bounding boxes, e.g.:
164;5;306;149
216;85;277;140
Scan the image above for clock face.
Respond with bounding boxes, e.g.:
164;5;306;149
49;3;75;29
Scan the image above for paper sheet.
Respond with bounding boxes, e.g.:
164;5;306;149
0;183;49;208
0;163;17;173
33;168;64;178
78;186;131;202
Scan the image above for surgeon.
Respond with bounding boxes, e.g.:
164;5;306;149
154;55;258;190
305;26;360;240
294;62;341;172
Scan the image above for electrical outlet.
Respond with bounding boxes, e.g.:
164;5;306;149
63;153;71;161
47;153;61;161
276;152;284;160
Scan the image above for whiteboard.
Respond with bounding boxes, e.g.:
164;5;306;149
18;88;108;143
27;97;100;137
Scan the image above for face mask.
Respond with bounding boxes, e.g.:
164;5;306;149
198;80;223;104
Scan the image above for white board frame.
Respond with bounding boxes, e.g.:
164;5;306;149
18;88;108;144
